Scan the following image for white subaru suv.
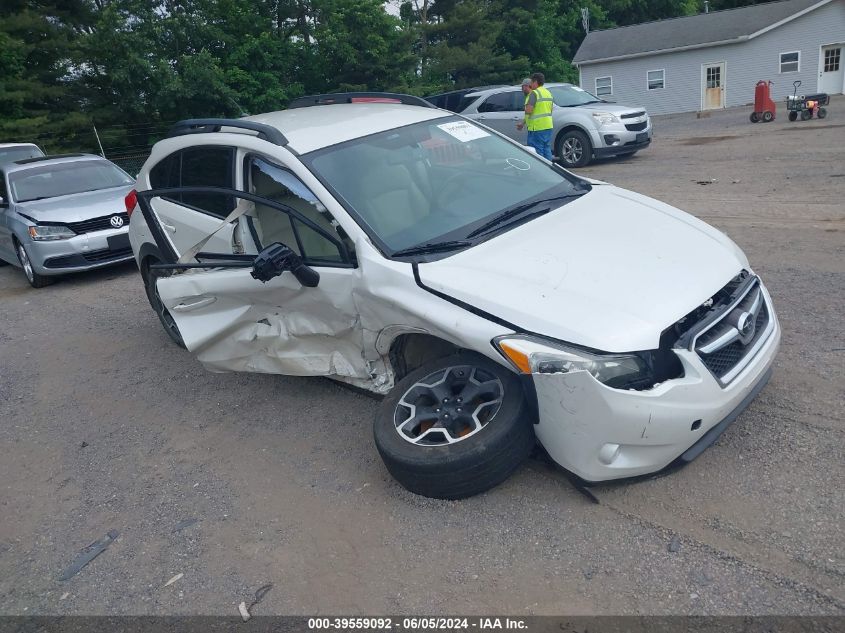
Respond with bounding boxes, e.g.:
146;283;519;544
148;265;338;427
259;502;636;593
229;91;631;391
127;92;780;499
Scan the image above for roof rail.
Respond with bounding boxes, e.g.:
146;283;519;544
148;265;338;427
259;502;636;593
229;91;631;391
167;119;288;146
14;153;86;165
288;92;436;109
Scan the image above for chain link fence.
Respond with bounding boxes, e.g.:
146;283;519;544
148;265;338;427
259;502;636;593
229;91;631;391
108;152;151;177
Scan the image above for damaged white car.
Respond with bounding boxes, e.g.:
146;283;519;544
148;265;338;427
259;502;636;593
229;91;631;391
127;92;780;499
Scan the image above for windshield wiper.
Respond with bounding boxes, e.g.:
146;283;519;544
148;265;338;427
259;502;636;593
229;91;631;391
391;240;472;257
466;193;580;239
19;196;54;202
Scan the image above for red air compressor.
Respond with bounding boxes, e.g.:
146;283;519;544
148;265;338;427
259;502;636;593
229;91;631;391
750;80;776;122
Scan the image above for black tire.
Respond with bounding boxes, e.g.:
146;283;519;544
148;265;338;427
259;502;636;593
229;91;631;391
143;259;186;348
762;111;774;122
818;107;827;119
555;130;592;168
15;241;52;288
788;111;798;122
749;112;759;123
374;352;535;499
800;110;812;121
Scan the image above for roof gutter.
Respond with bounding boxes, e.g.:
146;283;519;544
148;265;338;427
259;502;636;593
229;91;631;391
574;35;749;66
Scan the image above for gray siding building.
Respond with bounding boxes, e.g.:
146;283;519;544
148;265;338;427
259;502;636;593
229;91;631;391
573;0;845;115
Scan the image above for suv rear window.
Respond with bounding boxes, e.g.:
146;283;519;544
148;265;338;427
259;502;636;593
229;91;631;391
149;146;235;217
478;91;523;113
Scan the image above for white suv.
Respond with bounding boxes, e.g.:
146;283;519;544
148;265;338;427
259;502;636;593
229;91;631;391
127;92;780;499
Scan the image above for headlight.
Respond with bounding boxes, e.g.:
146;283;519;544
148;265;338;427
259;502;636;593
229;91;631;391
28;225;75;241
494;335;650;389
591;111;620;126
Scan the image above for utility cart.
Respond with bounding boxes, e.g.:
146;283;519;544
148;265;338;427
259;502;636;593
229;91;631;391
787;80;829;121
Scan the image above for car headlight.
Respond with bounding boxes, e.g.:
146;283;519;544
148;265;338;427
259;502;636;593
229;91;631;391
28;225;75;241
494;335;650;389
591;111;620;126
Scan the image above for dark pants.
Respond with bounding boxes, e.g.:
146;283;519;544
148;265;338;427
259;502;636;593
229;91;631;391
527;129;553;161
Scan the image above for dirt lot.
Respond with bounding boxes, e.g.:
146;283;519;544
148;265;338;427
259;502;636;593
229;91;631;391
1;100;843;617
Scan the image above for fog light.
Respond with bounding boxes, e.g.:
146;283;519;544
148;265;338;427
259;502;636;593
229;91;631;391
603;134;620;145
598;443;621;465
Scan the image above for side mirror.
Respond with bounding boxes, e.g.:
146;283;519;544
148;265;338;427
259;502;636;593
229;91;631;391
250;242;320;287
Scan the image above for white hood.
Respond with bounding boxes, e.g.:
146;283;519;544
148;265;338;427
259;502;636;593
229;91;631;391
417;185;748;352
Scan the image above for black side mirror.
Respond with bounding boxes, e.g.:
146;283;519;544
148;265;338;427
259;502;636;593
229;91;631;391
251;242;320;287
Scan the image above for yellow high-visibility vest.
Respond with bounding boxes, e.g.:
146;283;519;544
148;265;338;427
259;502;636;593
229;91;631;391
527;86;554;131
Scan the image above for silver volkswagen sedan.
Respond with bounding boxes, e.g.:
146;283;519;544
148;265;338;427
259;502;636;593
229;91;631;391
0;154;135;287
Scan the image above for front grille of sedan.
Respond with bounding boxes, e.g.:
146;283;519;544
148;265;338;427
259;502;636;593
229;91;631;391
691;279;774;385
64;213;129;234
621;111;647;119
624;121;648;132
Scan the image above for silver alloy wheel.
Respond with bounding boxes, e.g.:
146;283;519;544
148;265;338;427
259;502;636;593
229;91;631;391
17;244;35;283
394;365;504;446
561;137;583;165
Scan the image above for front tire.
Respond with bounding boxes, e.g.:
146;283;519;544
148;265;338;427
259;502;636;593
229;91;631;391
818;107;827;119
762;111;774;122
556;130;592;168
788;111;798;122
16;242;51;288
750;112;760;123
374;352;535;499
143;260;186;348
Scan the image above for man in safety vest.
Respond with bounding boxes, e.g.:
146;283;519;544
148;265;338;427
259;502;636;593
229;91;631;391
523;72;554;161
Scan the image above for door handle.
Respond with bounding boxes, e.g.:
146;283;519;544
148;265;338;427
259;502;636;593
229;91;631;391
477;115;486;120
161;222;176;233
171;296;217;312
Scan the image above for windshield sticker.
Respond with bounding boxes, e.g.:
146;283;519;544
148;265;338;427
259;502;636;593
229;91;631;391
571;86;585;92
437;121;490;143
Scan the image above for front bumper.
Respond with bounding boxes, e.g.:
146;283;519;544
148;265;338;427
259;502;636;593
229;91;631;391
27;228;133;276
590;121;652;157
594;138;651;157
531;289;780;482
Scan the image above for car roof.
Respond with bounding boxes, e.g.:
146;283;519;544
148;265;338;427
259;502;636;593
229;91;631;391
0;143;41;149
243;103;452;154
3;153;108;175
465;82;576;99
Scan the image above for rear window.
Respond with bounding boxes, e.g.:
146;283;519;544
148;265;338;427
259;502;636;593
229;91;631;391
478;91;523;113
149;146;235;218
0;145;43;166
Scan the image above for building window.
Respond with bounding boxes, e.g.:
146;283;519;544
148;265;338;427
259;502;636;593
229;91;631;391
779;51;800;73
595;76;612;97
824;48;841;73
647;69;665;90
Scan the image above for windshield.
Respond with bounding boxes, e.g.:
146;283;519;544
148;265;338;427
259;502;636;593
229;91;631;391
9;160;133;203
305;117;584;253
549;85;603;107
0;145;43;166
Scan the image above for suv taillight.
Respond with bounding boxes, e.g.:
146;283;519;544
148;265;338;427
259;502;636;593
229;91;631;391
125;189;138;218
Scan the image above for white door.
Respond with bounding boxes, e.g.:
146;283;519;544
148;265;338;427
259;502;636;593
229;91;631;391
819;45;844;94
146;160;368;382
702;62;726;110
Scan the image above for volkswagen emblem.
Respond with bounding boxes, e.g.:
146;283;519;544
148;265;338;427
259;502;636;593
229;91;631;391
110;215;124;228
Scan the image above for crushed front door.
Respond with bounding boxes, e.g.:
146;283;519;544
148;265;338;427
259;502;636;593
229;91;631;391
138;186;370;384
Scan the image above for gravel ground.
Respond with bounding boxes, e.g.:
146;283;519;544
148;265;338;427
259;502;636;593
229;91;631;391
0;99;843;617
